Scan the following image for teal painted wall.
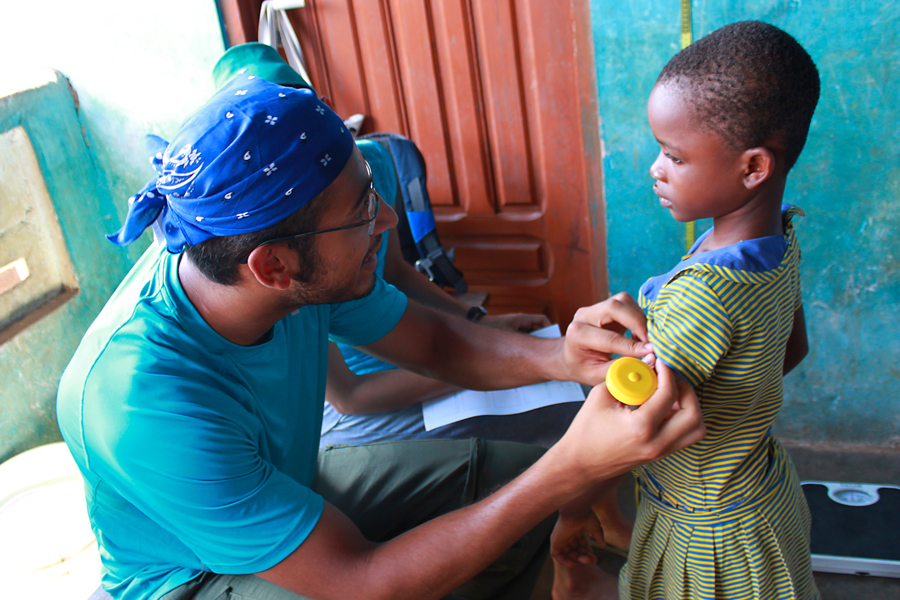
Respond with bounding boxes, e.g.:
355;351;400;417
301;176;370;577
590;1;900;446
0;0;225;462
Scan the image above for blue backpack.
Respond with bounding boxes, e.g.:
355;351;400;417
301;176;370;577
360;132;468;294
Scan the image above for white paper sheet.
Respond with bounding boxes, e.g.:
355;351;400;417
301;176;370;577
421;324;586;431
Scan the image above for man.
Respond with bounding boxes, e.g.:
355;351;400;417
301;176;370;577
57;75;703;600
213;45;634;565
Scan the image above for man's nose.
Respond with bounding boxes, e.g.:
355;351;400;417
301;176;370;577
373;196;398;236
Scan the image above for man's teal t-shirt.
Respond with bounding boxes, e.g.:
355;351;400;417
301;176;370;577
56;246;407;600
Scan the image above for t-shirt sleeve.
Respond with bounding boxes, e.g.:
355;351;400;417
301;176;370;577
649;273;733;388
83;368;324;575
328;275;408;347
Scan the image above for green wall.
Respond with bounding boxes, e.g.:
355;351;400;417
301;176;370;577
590;1;900;446
0;0;225;462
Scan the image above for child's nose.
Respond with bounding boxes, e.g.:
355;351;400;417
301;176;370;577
650;156;665;181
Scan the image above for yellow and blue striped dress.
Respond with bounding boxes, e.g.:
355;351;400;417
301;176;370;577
620;206;820;600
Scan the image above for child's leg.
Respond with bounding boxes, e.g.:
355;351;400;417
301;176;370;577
551;559;618;600
549;474;632;600
591;473;633;553
549;510;619;600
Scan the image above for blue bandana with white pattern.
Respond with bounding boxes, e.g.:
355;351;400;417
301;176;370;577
108;76;355;253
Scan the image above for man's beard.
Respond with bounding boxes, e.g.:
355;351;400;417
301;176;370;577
281;252;377;309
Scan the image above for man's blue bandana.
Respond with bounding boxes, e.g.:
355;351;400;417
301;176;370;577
108;76;355;253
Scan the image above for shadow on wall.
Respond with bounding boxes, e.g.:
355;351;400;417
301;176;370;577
0;68;136;463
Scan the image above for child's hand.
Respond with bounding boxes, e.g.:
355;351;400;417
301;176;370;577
551;512;604;567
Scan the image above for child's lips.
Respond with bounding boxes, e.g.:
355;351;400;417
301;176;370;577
653;184;673;208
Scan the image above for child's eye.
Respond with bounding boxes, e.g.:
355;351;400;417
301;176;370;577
665;152;683;165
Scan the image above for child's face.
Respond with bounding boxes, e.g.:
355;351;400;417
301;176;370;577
647;83;749;223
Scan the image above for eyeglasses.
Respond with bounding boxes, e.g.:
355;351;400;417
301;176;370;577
240;162;380;263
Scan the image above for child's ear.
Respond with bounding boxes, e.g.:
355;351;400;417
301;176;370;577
246;244;296;291
741;148;775;189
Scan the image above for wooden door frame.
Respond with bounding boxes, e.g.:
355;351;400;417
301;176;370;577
217;0;261;47
571;0;610;307
217;0;610;321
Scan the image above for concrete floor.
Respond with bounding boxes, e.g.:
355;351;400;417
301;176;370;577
529;442;900;600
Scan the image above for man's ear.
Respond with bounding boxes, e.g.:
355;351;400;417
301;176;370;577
245;245;295;290
742;147;775;190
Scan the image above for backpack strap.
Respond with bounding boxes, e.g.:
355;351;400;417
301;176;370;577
360;132;468;293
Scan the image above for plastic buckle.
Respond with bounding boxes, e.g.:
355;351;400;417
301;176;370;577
415;257;435;281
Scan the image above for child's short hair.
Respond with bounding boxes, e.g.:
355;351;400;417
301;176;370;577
657;21;820;171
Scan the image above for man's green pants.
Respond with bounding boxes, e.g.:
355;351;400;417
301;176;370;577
163;439;553;600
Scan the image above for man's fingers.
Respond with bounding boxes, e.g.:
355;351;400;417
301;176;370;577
519;314;551;333
572;294;648;340
636;358;680;429
589;529;606;547
569;322;652;363
584;381;625;412
636;362;705;459
655;379;705;455
609;292;649;341
534;314;552;328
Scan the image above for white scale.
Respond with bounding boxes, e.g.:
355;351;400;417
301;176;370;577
801;481;900;578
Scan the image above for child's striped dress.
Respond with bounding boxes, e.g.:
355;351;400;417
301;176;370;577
620;206;820;600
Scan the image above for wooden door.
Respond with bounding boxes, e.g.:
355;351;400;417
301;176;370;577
220;0;608;327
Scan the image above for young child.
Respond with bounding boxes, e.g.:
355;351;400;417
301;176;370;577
552;21;821;600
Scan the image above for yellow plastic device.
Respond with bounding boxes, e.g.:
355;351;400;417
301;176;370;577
606;357;658;406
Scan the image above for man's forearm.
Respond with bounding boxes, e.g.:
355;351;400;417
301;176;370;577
366;293;655;396
429;315;566;389
365;300;565;391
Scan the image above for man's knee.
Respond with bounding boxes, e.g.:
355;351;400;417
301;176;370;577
475;441;547;501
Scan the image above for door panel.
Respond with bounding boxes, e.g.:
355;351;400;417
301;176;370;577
226;0;608;327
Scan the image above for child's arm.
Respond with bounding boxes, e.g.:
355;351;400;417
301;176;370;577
325;342;460;415
783;305;808;376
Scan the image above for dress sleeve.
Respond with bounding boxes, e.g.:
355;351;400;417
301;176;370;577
649;273;733;388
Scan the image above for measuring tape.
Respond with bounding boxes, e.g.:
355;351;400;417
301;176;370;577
680;0;695;251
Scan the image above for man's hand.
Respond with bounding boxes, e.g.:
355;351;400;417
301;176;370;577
551;357;705;486
562;293;653;387
481;312;551;333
